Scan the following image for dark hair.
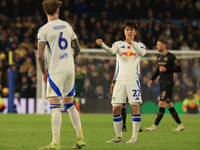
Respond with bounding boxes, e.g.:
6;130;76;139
123;20;138;31
42;0;62;15
158;38;168;47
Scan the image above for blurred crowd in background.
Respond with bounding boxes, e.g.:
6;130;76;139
0;0;200;113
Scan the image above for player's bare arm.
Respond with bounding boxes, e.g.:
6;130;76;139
38;41;46;74
148;80;153;88
111;70;116;91
38;41;47;84
71;38;80;59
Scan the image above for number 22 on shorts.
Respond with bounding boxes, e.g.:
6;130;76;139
132;89;140;100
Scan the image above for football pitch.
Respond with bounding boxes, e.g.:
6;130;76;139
0;114;200;150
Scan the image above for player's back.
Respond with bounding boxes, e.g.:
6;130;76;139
38;19;77;74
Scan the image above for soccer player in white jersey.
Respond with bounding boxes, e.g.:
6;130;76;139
96;20;146;143
37;0;86;149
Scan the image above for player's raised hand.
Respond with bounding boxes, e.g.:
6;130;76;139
126;37;132;44
96;39;103;46
148;80;153;88
159;66;166;72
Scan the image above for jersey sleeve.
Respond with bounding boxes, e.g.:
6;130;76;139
131;42;146;57
37;26;47;42
166;54;181;73
101;41;119;54
70;25;77;40
172;55;180;68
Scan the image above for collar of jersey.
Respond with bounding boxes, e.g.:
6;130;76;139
49;18;58;21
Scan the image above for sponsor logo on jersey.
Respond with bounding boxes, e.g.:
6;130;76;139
53;25;66;30
60;53;68;59
158;62;166;65
121;50;136;57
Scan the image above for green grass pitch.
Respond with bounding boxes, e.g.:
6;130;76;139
0;114;200;150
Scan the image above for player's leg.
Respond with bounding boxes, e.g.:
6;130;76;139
145;101;165;131
106;105;124;143
106;81;125;143
39;98;62;149
155;101;165;126
121;103;127;132
50;98;62;145
39;73;63;149
126;104;141;143
125;80;142;143
145;86;166;131
166;102;185;131
164;84;184;131
63;96;86;149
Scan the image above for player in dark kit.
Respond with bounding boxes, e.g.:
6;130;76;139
145;38;185;131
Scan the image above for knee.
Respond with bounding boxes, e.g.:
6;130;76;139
131;105;140;115
166;103;173;109
112;107;121;115
166;105;171;109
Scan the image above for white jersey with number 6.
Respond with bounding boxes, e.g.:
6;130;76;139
37;19;77;75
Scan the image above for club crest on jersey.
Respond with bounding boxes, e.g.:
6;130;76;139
121;50;136;57
164;57;168;61
127;46;131;49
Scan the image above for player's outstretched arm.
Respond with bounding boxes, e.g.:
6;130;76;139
96;39;117;54
71;38;80;59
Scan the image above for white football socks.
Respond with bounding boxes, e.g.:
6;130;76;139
132;121;140;141
114;121;123;138
67;105;83;140
51;108;62;145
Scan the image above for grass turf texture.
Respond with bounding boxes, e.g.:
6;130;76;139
0;114;200;150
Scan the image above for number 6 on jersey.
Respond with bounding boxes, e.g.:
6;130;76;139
58;32;68;50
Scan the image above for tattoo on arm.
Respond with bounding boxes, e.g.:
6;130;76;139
71;38;80;59
38;41;46;74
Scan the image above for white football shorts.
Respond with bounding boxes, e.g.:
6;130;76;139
46;70;75;98
111;80;142;105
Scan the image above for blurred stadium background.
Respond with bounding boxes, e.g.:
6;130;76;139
0;0;200;115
